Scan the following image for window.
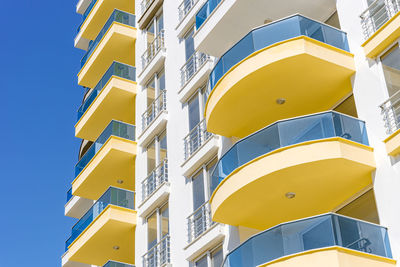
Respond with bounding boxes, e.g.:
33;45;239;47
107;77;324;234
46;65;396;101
146;130;168;175
143;69;166;129
145;13;164;46
193;246;223;267
184;26;195;61
381;44;400;97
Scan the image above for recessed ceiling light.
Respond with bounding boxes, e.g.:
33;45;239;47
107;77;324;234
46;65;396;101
113;245;120;250
117;179;124;184
276;98;286;105
285;192;296;199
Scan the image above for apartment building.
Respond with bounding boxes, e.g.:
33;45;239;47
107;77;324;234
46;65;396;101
62;0;400;266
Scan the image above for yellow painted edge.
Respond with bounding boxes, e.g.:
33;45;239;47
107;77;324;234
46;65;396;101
67;205;136;250
74;76;137;127
209;137;374;204
384;128;400;143
77;22;137;77
78;0;102;36
71;136;137;186
203;36;355;120
361;11;400;48
258;246;396;267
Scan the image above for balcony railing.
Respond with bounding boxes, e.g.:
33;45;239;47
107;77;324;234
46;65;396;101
380;90;400;134
184;118;213;160
142;235;171;267
210;111;369;194
222;213;392;267
103;261;135;267
81;10;136;67
77;62;136;121
140;0;155;16
360;0;400;39
66;188;73;203
77;0;97;33
141;30;165;70
65;187;135;251
75;120;136;177
142;159;168;201
180;52;210;88
142;90;167;131
178;0;200;22
196;0;223;29
207;14;350;93
187;201;214;243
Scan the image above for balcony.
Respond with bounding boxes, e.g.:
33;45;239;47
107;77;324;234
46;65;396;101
142;90;167;132
184;119;213;160
65;188;95;219
187;202;214;243
139;30;165;82
361;0;400;58
209;112;376;229
222;214;393;267
381;91;400;156
176;0;204;38
180;52;210;88
205;15;355;138
138;0;163;29
76;62;137;142
78;10;137;89
65;187;136;266
193;0;337;56
75;0;135;49
72;121;137;200
142;235;171;267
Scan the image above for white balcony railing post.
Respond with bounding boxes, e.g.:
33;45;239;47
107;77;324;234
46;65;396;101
142;90;167;131
184;118;213;160
142;30;165;70
360;0;400;39
142;159;168;201
187;202;214;242
380;90;400;134
143;235;170;267
180;52;210;87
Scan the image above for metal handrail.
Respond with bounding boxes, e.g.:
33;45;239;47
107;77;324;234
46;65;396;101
180;51;210;87
184;118;213;160
178;0;200;21
360;0;400;39
141;30;165;70
380;90;400;134
142;90;167;131
187;201;214;242
142;159;168;201
142;235;171;267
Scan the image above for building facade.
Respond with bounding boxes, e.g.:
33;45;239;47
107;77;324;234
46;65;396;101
62;0;400;266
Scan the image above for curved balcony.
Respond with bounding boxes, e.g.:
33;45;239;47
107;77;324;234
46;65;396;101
76;62;137;141
72;120;137;200
205;14;355;138
209;112;376;229
222;214;393;267
78;10;137;89
66;187;136;266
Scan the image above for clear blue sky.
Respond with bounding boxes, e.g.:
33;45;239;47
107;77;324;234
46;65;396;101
0;0;85;265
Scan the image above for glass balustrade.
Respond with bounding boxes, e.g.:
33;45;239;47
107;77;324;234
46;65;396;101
222;214;392;267
75;120;136;177
210;111;369;194
77;62;136;121
77;0;98;33
195;0;223;29
207;14;350;93
66;188;73;203
65;187;135;251
81;10;136;67
103;261;135;267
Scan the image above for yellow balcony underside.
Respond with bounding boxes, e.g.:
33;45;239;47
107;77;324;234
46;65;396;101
362;11;400;58
80;0;134;41
205;36;355;138
68;205;136;266
384;128;400;156
210;138;375;230
72;136;137;200
75;77;137;141
259;247;395;267
78;23;137;88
